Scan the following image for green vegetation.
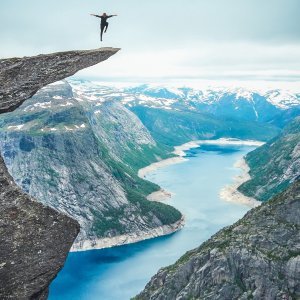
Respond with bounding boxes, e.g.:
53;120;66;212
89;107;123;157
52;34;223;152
126;189;182;225
0;104;87;136
122;142;173;172
0;95;184;239
130;106;280;147
91;189;182;237
235;275;247;292
95;137;160;196
238;117;300;201
89;129;183;236
92;207;126;236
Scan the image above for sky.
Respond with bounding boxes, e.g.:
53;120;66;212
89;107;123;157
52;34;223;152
1;0;300;83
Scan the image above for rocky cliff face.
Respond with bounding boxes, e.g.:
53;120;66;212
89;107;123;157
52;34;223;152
0;48;119;299
0;80;182;250
0;48;120;113
135;180;300;300
238;117;300;201
70;81;173;170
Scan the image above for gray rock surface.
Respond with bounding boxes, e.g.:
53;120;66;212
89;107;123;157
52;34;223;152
0;157;79;299
0;48;119;299
135;180;300;300
0;47;120;113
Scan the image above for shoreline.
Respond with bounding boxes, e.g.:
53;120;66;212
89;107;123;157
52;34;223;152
140;138;264;202
174;138;264;155
71;216;185;252
146;189;172;202
138;156;187;179
72;138;262;252
219;158;261;208
138;141;200;202
142;138;264;207
140;138;264;179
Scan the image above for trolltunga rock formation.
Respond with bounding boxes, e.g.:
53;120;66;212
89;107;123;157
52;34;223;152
0;47;119;299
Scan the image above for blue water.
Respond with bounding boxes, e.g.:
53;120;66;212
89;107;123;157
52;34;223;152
49;144;254;300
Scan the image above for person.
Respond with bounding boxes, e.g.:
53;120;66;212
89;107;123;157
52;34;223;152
90;12;117;41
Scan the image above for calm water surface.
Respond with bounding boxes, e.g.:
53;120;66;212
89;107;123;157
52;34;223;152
49;144;254;300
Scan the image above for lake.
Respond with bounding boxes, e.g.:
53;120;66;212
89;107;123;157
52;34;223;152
49;144;254;300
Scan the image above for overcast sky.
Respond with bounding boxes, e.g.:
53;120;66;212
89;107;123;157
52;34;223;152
1;0;300;82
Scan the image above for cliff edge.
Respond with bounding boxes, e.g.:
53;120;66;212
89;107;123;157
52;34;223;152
0;47;119;299
0;47;120;113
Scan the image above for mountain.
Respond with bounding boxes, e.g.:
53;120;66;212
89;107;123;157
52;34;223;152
269;106;300;130
135;180;300;300
123;85;300;124
0;80;183;251
70;80;285;146
69;81;300;127
238;117;300;201
135;111;300;300
0;48;118;300
130;105;279;147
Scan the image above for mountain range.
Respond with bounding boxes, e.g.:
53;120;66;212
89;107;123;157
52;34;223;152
70;80;300;126
70;80;298;146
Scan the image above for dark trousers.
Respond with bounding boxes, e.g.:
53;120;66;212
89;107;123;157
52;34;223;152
100;22;108;41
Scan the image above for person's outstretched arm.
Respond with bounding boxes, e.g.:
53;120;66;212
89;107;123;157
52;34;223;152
107;14;117;18
90;14;101;18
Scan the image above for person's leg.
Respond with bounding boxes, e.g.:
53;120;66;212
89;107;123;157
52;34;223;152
100;25;105;41
104;22;109;32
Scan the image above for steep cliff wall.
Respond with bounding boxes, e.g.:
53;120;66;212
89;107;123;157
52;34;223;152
0;80;183;251
0;48;119;299
238;117;300;201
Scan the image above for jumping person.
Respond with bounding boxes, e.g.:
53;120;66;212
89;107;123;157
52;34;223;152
90;13;117;41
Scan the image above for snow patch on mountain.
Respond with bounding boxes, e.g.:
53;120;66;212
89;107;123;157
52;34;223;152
67;80;300;115
263;90;300;109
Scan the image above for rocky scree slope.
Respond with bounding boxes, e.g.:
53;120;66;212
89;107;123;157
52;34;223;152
238;117;300;201
0;80;182;250
135;180;300;300
0;48;118;299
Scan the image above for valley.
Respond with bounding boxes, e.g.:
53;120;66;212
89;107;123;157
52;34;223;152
1;76;299;299
2;79;297;250
49;143;254;300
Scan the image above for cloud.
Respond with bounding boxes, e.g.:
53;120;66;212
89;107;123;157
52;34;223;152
76;42;300;81
1;0;300;81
